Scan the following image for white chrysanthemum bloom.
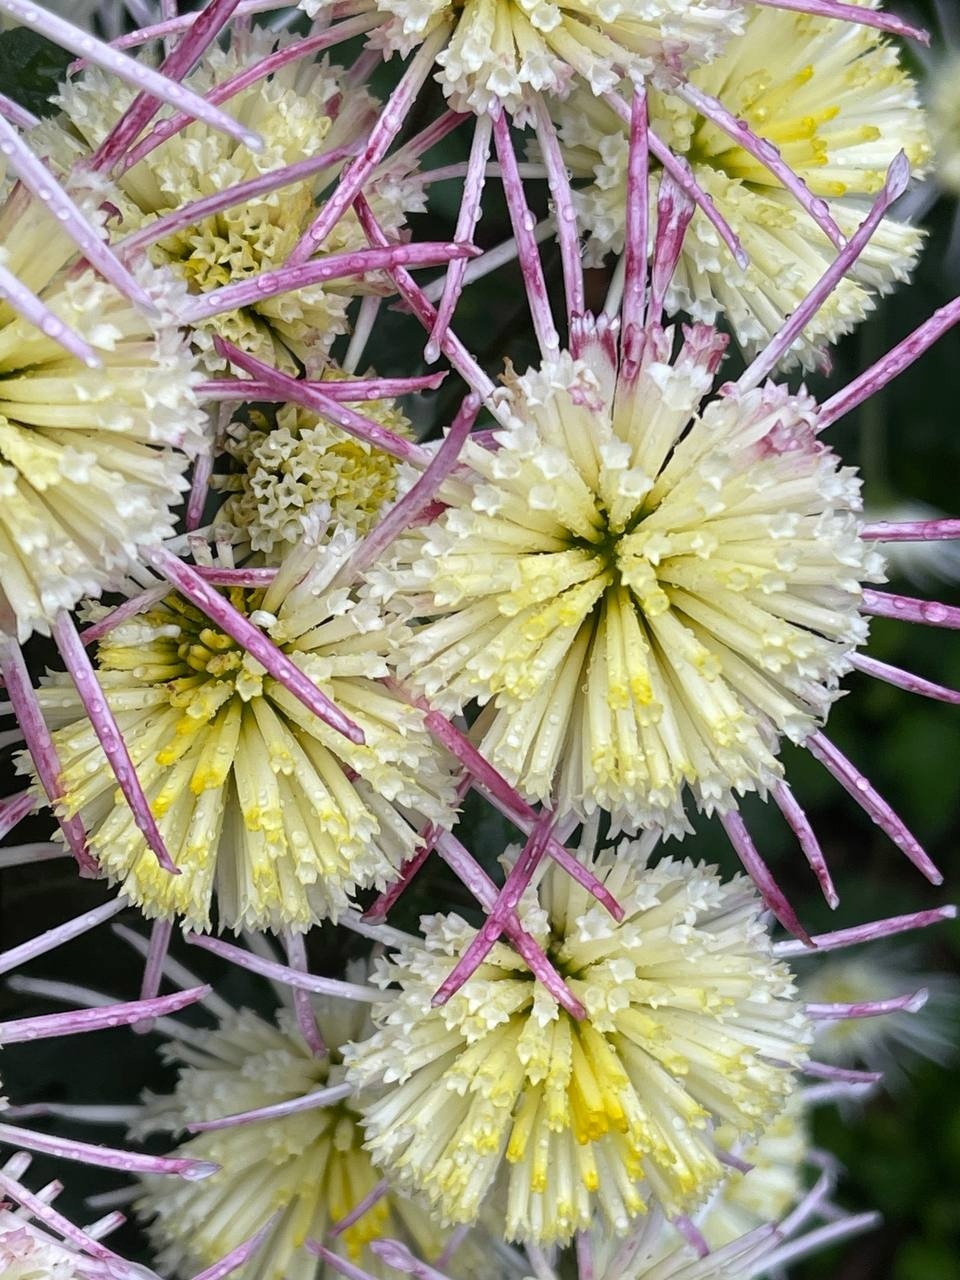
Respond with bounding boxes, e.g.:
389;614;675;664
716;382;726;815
135;987;452;1280
553;0;929;365
34;31;425;374
345;841;811;1246
214;385;417;559
303;0;741;119
0;185;204;644
21;529;457;932
801;954;959;1086
372;318;884;833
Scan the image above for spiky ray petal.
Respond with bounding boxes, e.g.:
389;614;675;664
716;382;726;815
345;842;810;1246
20;532;457;933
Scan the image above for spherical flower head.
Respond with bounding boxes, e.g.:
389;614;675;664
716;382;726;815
0;184;205;643
552;0;930;365
373;317;884;833
930;52;960;198
344;841;811;1246
801;954;959;1085
21;530;458;932
34;31;425;374
214;380;417;559
358;0;742;119
135;988;447;1280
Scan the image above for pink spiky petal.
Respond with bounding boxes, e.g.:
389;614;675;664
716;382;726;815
371;1239;455;1279
753;0;928;42
575;1232;595;1280
353;194;500;407
336;392;481;584
674;78;844;249
603;93;747;269
194;567;278;587
852;653;960;705
805;730;943;883
774;905;956;959
806;989;929;1019
493;111;559;356
91;0;248;173
739;153;910;391
287;29;446;267
142;545;364;744
0;254;99;366
804;1061;884;1084
0;637;95;873
118;14;381;175
862;588;960;630
196;371;447;403
80;582;170;648
183;933;383;1002
433;829;585;1020
426;115;493;364
718;810;813;942
0;788;34;840
186;1081;352;1134
0;90;36;130
648;174;695;326
328;1180;390;1239
533;98;585;326
771;782;839;908
862;518;960;542
0;986;210;1045
0;898;124;977
181;239;478;326
431;810;555;1007
0;0;261;149
761;1213;882;1274
133;917;174;1035
619;82;649;373
213;338;431;465
0;1123;219;1179
306;1245;380;1280
820;296;960;429
189;1213;281;1280
53;610;179;875
284;931;327;1058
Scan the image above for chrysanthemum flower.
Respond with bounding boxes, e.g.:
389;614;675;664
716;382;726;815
213;381;417;558
345;841;810;1245
0;184;205;643
19;530;457;933
134;974;458;1280
374;314;883;835
551;0;929;364
34;29;425;374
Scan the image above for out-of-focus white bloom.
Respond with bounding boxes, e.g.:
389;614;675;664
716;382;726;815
214;386;416;559
345;841;810;1246
554;0;929;365
21;531;457;932
34;30;424;374
801;953;959;1086
372;320;883;833
0;186;204;643
135;985;448;1280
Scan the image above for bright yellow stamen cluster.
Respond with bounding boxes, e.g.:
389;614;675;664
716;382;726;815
24;532;456;932
0;186;204;642
214;382;415;558
35;31;424;374
345;841;810;1245
555;0;930;364
135;992;448;1280
373;321;883;833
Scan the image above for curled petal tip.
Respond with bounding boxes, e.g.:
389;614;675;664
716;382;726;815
180;1160;220;1182
888;150;912;199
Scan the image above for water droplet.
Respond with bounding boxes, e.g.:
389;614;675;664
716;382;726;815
921;601;949;624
